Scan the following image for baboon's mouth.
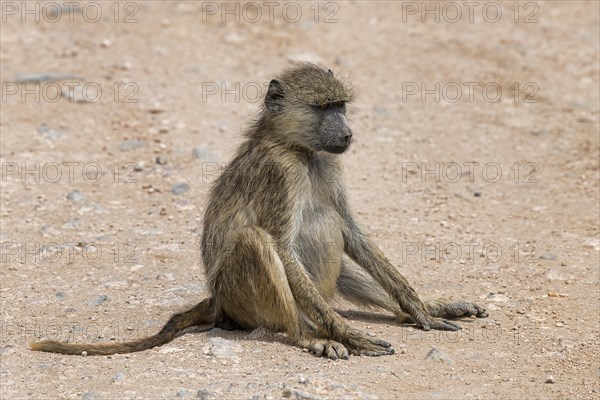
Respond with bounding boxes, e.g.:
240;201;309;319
323;144;350;154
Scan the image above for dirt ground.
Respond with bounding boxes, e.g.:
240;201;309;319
1;1;599;399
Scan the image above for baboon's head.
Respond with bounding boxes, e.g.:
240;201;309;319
263;62;355;154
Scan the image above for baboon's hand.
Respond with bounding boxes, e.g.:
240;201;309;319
438;302;488;318
343;329;395;357
426;299;488;319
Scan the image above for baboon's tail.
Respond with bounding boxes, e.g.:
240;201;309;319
30;297;216;355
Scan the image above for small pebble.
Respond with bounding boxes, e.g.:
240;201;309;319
156;156;168;165
558;338;576;348
63;219;80;228
81;351;88;356
157;272;176;281
545;375;556;383
171;183;189;195
196;389;211;399
15;72;82;83
546;269;568;281
373;106;389;115
424;347;453;364
225;32;244;43
149;103;165;114
65;307;77;317
66;190;84;202
61;84;95;103
37;126;62;140
89;294;109;306
82;391;98;400
176;389;188;397
112;372;125;382
192;146;220;162
119;140;147;151
167;285;203;295
539;252;557;260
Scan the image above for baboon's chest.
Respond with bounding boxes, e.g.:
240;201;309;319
294;187;344;300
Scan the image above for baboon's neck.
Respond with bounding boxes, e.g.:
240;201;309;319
247;114;312;155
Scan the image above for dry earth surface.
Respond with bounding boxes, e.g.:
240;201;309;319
1;1;599;399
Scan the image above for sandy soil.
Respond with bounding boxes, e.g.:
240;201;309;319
1;1;599;399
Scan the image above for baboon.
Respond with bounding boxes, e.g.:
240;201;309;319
31;62;487;359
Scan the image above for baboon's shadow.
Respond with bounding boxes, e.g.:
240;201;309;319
182;308;401;348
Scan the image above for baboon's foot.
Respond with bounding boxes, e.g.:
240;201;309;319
409;308;462;331
343;330;395;357
426;299;488;319
422;318;462;331
298;338;350;360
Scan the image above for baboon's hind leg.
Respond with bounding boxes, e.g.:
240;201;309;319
215;226;351;359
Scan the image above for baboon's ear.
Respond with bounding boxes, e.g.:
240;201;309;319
327;69;333;77
265;79;284;112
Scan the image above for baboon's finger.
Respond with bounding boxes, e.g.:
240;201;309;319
430;319;461;331
311;342;325;357
325;345;339;360
474;304;489;318
344;331;395;356
445;302;487;318
351;347;395;357
367;337;392;348
331;341;349;360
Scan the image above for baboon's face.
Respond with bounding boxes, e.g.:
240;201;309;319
265;72;354;155
312;101;352;154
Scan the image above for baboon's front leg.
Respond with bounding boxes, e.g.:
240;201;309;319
342;214;469;331
277;248;394;356
337;260;488;324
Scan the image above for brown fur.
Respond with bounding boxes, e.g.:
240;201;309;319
30;63;487;358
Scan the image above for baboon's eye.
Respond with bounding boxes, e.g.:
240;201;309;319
317;101;345;110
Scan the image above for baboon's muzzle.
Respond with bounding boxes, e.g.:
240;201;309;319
323;121;352;154
324;132;352;154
